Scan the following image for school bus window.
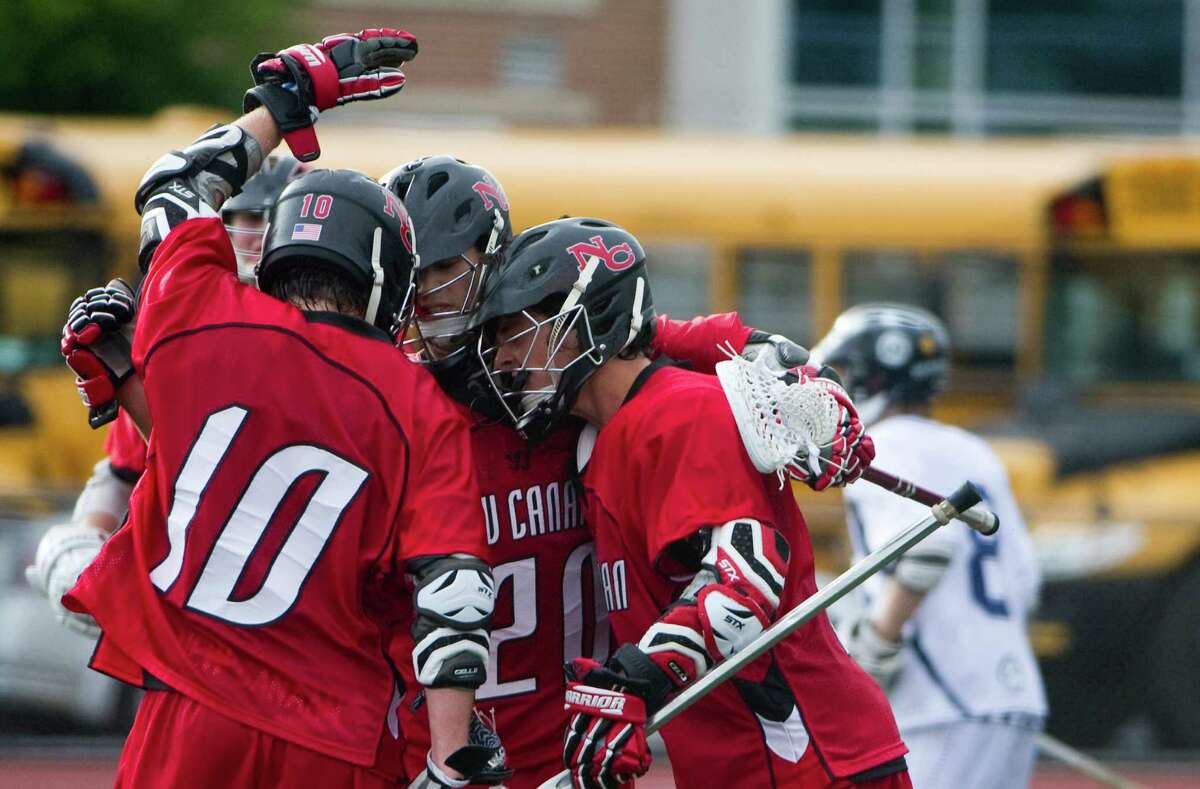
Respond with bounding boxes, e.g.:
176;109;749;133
644;241;711;319
843;249;1018;370
0;231;106;372
736;249;812;342
1046;252;1200;384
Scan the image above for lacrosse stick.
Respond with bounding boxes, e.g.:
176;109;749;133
537;482;984;789
862;466;998;535
1034;732;1146;789
715;349;998;535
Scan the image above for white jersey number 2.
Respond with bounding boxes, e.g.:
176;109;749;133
477;543;610;700
149;405;369;626
967;485;1010;617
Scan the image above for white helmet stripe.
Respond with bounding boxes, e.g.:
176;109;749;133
365;226;384;325
549;254;601;354
624;276;645;349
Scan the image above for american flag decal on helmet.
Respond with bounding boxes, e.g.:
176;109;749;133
292;223;322;241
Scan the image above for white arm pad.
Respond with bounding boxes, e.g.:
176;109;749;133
699;518;789;612
892;534;957;594
72;459;135;527
411;555;495;689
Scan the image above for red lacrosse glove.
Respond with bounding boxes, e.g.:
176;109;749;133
61;279;136;429
245;29;418;162
789;365;875;491
562;656;653;789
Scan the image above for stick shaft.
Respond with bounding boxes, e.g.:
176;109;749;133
862;466;998;535
650;502;953;732
1034;733;1145;789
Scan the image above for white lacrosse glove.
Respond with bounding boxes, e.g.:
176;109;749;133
717;350;874;490
25;523;106;639
844;616;903;690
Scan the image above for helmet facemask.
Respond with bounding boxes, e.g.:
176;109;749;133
224;210;268;284
404;209;507;361
407;251;492;360
477;302;604;438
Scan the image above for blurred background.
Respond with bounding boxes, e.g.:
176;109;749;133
1;1;1198;786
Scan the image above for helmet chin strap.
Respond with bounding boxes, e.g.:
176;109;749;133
623;276;645;349
484;209;506;255
365;226;384;325
549;254;601;353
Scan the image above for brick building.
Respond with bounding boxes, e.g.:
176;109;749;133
306;0;669;127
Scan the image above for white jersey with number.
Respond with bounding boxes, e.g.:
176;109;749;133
843;414;1047;733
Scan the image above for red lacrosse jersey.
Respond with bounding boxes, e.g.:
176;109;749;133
579;363;906;785
396;415;605;787
395;314;752;787
64;218;486;771
103;410;147;480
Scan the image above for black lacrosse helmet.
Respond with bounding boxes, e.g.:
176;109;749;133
258;169;418;337
224;154;309;217
811;303;951;421
470;217;655;439
380;155;512;362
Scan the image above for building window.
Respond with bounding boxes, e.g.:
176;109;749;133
842;249;1018;369
737;249;813;342
502;35;563;90
644;242;711;320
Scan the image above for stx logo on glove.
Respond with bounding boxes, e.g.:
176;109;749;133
567;235;636;273
565;687;629;717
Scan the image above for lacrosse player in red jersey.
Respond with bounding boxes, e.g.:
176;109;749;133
27;155;312;642
474;217;911;789
50;30;512;788
379;157;795;787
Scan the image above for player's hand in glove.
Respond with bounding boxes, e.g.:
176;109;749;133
743;330;811;377
788;365;875;491
245;28;418;162
408;710;512;788
844;615;903;690
61;279;136;429
25;523;106;639
562;650;663;789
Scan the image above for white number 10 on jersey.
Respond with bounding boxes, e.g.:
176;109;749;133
149;405;369;626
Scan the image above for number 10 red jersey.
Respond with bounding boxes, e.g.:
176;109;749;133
65;218;487;770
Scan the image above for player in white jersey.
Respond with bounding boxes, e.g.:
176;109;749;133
813;303;1047;789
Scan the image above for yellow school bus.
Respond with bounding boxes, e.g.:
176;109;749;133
1;109;1198;746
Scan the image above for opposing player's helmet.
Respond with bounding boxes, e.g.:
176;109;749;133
811;303;950;423
222;155;310;282
471;217;654;439
258;169;418;337
380;155;511;361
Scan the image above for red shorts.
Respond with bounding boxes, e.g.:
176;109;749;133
115;689;395;788
730;745;912;789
